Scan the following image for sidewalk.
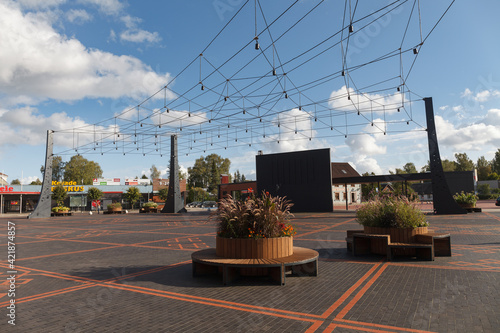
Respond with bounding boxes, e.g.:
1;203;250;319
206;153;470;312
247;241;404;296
0;210;498;332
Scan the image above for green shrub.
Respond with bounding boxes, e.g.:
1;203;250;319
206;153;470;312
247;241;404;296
453;191;478;206
356;194;428;229
107;202;122;209
143;202;158;208
211;190;296;238
52;206;70;213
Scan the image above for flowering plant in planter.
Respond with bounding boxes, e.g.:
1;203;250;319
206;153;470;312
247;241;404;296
52;206;70;213
142;202;158;208
356;194;428;229
107;202;122;210
453;191;478;208
211;190;295;239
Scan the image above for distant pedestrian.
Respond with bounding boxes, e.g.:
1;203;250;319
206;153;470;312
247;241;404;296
97;201;100;214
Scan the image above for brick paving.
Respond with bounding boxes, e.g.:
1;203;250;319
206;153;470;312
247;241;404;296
1;209;499;332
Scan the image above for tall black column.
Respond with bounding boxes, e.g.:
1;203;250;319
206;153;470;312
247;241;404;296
161;135;186;213
29;130;54;218
424;97;466;214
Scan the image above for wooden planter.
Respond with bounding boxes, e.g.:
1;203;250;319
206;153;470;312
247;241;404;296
363;226;428;255
216;236;293;259
458;203;475;209
108;207;122;213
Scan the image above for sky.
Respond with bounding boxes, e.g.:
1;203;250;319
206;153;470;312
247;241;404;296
1;0;499;185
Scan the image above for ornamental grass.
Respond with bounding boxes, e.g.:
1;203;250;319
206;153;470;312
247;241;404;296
211;190;295;239
356;194;428;229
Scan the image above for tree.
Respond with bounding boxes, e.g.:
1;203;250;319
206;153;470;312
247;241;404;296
233;170;242;183
487;172;500;180
158;188;169;201
52;184;67;206
454;153;474;171
87;187;103;201
441;159;456;172
187;154;231;192
403;162;417;174
123;186;141;209
491;149;500;174
477;184;491;196
40;156;65;181
30;178;43;185
10;179;21;185
361;172;376;200
63;155;103;185
150;165;161;181
476;156;492;181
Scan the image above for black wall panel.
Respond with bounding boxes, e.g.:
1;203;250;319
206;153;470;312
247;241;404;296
256;149;333;212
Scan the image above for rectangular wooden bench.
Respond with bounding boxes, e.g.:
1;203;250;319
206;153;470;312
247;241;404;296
415;232;451;257
352;233;390;256
387;242;434;261
345;230;364;252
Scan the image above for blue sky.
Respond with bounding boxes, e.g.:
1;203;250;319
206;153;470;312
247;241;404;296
1;0;499;184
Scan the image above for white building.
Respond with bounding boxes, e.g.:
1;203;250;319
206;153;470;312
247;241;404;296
331;163;361;205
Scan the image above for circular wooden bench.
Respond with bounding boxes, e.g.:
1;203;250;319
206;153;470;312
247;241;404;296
192;247;319;286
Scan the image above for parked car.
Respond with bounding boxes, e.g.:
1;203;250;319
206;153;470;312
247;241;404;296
202;201;217;208
496;196;500;206
187;201;200;208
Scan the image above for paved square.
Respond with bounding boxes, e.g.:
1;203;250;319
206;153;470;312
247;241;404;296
1;210;499;332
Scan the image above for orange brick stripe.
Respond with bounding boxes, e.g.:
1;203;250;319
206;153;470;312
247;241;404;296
335;263;389;320
320;261;383;319
483;211;500;222
16;245;127;261
336;319;436;333
386;262;500;273
295;218;356;239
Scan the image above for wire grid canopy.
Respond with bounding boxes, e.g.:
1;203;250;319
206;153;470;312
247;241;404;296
53;0;455;159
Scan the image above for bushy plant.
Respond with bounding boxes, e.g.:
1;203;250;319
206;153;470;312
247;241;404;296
211;190;296;238
453;191;478;206
356;194;428;228
52;206;70;212
107;202;122;209
143;202;158;208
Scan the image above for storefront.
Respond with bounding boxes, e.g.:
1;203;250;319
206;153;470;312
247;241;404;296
0;184;153;214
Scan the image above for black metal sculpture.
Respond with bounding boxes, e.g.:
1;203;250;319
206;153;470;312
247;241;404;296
161;135;186;213
29;130;54;218
424;97;466;214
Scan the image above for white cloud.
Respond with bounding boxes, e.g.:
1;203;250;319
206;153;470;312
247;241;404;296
460;88;472;98
439;105;449;111
329;85;405;115
16;0;66;10
0;106;92;148
119;15;161;44
66;9;92;24
78;0;124;16
452;105;464;112
435;115;500;151
349;155;383;175
120;29;161;43
345;134;386;156
0;1;171;105
483;108;500;126
474;90;490;102
461;88;500;103
261;108;328;153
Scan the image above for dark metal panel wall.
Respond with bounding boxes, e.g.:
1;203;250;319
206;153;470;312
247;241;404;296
256;148;333;212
